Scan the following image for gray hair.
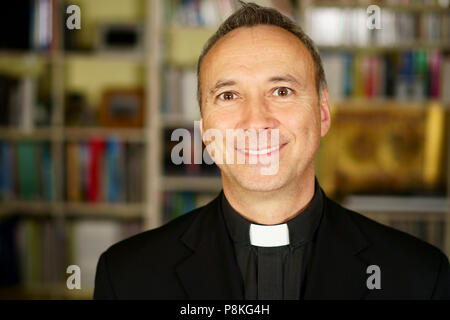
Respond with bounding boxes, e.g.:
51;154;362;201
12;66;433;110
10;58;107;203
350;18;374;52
196;1;327;110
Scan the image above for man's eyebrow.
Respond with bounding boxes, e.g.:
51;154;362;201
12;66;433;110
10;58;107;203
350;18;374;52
207;73;305;96
208;79;237;96
268;73;304;87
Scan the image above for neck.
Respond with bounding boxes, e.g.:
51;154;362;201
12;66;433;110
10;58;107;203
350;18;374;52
222;168;316;225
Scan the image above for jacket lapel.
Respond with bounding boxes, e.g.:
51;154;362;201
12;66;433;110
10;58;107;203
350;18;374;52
175;191;372;300
303;196;372;299
175;194;244;299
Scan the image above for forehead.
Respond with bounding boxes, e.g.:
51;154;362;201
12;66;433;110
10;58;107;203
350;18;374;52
201;25;315;84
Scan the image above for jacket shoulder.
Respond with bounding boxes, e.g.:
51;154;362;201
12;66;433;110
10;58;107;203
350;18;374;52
94;204;212;299
329;198;446;259
316;197;449;299
328;198;449;288
105;205;204;259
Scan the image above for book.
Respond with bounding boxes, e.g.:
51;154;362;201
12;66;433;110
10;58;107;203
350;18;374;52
126;143;144;203
40;143;53;201
105;137;125;202
67;142;81;202
71;219;122;290
0;142;13;201
0;216;21;285
17;141;37;201
87;139;105;202
321;53;345;101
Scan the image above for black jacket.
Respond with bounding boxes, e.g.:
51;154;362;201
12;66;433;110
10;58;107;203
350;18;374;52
94;192;450;299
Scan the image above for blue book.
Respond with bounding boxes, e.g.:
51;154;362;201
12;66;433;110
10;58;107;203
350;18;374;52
402;51;414;86
79;142;89;201
396;51;414;99
41;142;52;201
106;138;121;202
183;191;196;214
343;53;353;98
17;141;37;200
0;142;13;200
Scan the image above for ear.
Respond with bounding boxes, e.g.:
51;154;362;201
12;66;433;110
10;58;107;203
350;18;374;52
319;87;331;137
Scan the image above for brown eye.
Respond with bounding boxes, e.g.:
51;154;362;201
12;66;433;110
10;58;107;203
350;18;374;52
274;87;292;97
219;92;237;101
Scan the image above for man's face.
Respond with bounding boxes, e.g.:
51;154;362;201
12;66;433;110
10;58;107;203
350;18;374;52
200;25;330;192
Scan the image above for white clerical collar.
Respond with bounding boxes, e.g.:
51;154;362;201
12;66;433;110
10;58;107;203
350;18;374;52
249;223;290;247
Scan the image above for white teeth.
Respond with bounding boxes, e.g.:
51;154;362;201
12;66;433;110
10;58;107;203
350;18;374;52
243;145;280;155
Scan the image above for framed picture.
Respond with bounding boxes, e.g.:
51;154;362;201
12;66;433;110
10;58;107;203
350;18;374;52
99;88;144;128
322;103;447;195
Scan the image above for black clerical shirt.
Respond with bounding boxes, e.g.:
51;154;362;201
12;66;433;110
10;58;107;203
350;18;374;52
221;179;324;300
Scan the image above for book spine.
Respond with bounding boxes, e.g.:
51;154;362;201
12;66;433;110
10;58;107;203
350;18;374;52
106;138;120;202
87;139;105;203
17;141;37;201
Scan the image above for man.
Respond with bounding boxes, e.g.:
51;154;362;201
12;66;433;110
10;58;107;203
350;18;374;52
94;2;449;299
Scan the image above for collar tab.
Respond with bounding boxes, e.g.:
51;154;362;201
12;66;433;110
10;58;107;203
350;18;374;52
249;223;290;247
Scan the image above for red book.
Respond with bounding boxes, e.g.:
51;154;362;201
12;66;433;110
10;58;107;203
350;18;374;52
429;52;441;99
87;138;105;202
365;55;375;98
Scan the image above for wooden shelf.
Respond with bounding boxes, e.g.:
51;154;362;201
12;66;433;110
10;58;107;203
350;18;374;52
0;50;51;60
63;127;146;142
0;127;145;143
0;201;144;219
162;176;222;192
0;127;54;141
64;51;145;63
0;127;147;142
0;201;56;215
343;195;449;215
63;202;144;219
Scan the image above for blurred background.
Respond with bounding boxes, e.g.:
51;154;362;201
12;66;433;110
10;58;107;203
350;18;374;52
0;0;448;299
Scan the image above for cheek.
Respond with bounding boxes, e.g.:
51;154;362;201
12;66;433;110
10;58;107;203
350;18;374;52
202;111;236;155
202;101;246;138
203;110;234;132
279;104;320;136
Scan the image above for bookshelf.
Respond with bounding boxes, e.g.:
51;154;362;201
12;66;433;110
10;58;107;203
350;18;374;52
0;0;449;299
0;0;152;299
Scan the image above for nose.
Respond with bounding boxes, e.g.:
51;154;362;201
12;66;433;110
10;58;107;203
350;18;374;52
237;96;279;131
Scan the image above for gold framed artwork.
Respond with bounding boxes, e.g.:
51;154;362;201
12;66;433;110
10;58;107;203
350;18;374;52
319;101;447;196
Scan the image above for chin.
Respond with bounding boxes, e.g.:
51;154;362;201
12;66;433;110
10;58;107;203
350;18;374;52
226;166;291;192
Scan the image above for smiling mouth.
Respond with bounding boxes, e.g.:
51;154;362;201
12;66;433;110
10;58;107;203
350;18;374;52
236;143;286;156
